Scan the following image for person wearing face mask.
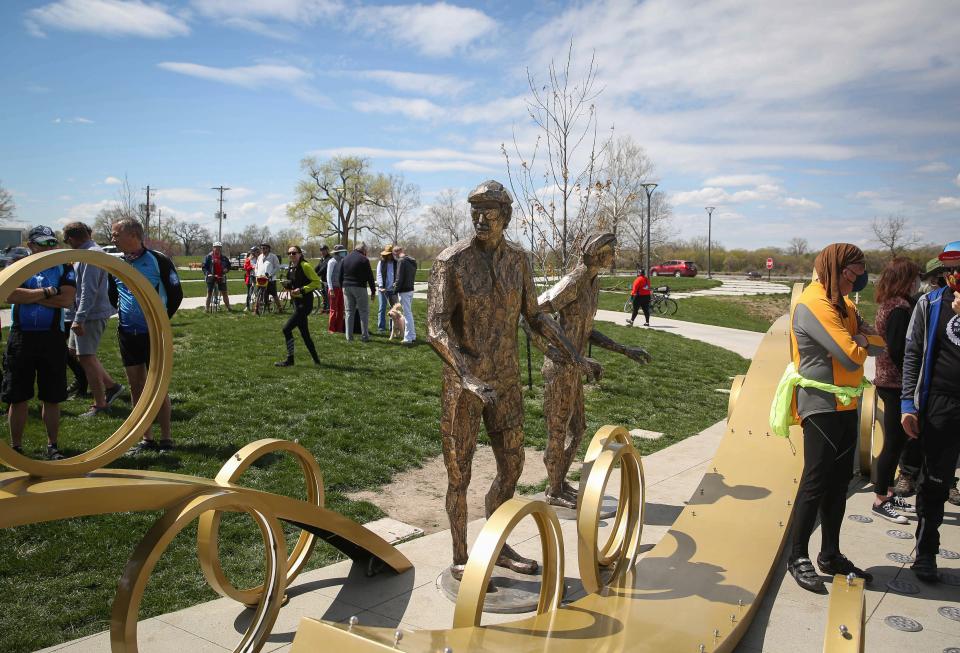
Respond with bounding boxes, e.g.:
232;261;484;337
778;243;885;593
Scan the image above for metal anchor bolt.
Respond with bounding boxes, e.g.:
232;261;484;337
839;624;849;636
393;630;403;647
846;572;855;586
348;615;358;631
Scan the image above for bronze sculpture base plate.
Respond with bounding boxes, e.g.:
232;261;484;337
532;492;619;521
437;565;550;613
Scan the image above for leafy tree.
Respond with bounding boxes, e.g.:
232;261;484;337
287;156;388;246
169;219;210;256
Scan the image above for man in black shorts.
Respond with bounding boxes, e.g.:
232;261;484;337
3;225;77;459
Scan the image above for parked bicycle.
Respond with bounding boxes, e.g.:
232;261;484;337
253;275;274;315
623;285;678;316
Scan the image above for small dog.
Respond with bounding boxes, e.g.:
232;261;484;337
387;302;405;340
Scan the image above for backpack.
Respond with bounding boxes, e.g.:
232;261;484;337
108;249;183;318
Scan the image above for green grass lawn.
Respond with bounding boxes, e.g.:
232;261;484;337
597;275;721;293
0;300;747;652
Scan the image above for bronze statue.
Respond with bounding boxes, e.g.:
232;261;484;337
427;180;600;580
532;233;652;509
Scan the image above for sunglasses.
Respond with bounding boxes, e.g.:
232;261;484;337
287;251;299;256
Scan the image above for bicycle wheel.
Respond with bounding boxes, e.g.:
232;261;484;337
655;297;678;316
255;287;266;316
623;299;632;313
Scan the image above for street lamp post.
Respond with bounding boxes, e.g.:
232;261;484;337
641;183;658;274
704;206;715;279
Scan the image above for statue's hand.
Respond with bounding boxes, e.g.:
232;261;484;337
581;357;603;382
462;375;497;405
625;345;652;364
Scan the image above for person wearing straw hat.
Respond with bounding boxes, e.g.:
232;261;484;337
375;244;398;333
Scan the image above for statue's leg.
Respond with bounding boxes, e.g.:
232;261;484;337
560;380;587;500
440;380;481;578
485;384;539;575
544;364;579;508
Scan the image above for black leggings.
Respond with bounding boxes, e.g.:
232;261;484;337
873;386;910;496
631;295;651;324
282;294;319;363
790;410;857;561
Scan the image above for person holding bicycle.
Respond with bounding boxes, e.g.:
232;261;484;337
255;243;283;313
627;267;652;326
202;242;233;312
275;245;322;367
243;246;259;311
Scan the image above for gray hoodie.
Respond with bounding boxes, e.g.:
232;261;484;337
66;240;116;323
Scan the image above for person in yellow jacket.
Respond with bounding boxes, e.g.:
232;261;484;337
786;243;885;593
275;245;322;367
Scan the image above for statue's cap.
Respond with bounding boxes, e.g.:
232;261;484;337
468;180;513;206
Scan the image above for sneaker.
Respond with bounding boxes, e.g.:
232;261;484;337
817;553;873;583
46;444;64;460
911;554;938;582
12;445;23;454
66;381;89;400
625;318;633;325
79;405;109;418
788;557;826;592
872;499;908;524
949;485;960;507
891;495;915;513
275;359;294;367
104;384;125;406
157;439;174;451
893;474;916;497
125;439;160;456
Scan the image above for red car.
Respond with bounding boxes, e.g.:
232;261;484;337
650;260;698;277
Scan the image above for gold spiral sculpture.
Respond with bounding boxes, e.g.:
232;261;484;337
0;250;412;653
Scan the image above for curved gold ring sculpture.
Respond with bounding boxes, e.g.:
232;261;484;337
728;374;746;422
578;437;644;594
198;439;324;606
112;490;287;653
857;385;882;478
452;497;564;628
0;249;171;478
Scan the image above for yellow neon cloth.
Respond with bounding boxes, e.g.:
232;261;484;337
769;362;871;437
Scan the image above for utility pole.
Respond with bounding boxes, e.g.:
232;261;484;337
142;185;154;237
211;186;230;241
705;206;715;279
641;183;658;275
156;208;162;241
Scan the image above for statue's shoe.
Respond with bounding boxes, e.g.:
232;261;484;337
545;491;577;510
496;543;540;575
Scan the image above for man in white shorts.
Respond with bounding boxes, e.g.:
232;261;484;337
63;222;124;417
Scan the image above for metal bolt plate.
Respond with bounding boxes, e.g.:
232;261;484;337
938;606;960;623
884;615;923;632
886;579;920;595
886;552;914;564
847;514;873;523
886;529;914;540
938;571;960;586
938;548;960;560
943;648;960;653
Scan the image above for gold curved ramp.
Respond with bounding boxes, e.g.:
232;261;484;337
291;314;805;652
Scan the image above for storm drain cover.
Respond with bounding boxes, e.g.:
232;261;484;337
943;648;960;653
847;514;873;523
887;529;914;540
887;552;915;564
884;615;922;632
938;606;960;622
938;548;960;560
887;579;920;594
938;571;960;586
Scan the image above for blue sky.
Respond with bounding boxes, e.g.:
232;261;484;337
2;0;959;250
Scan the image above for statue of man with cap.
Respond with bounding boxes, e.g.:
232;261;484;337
527;232;652;509
427;180;600;579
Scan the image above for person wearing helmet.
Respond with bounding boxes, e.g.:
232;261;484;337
202;241;233;312
426;180;599;581
243;246;260;311
901;240;960;581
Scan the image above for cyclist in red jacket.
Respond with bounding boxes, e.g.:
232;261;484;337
627;268;652;326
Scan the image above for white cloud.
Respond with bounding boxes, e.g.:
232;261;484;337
933;196;960;209
671;184;782;207
853;190;882;200
314;146;502;167
354;70;470;97
158;61;332;107
915;161;950;173
52;116;94;124
154;188;212;203
703;174;777;187
352;96;445;121
956;173;960;187
191;0;340;23
267;202;293;226
27;0;189;39
351;2;496;57
782;197;822;210
394;159;495;173
58;198;115;224
352;94;526;125
104;176;121;185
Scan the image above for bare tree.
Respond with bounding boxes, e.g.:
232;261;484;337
424;188;470;247
287;156;388;246
372;174;420;245
872;215;920;258
788;237;810;257
170;219;210;256
618;190;672;270
503;39;610;275
92;206;130;243
0;181;15;222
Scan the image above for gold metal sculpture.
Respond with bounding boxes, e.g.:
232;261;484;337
426;180;597;579
856;385;884;480
0;250;412;653
822;574;865;653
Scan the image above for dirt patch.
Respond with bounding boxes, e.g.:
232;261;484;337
347;445;578;534
726;294;790;324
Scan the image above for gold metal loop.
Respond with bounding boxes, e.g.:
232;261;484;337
728;375;746;422
857;385;880;478
111;490;286;653
198;439;324;606
578;438;644;594
579;425;637;567
0;249;172;478
452;497;564;628
822;574;865;652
